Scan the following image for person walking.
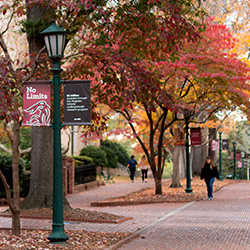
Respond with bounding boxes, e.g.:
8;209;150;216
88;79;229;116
139;155;150;182
200;156;219;200
127;155;137;183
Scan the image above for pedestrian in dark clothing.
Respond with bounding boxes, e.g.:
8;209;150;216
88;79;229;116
201;156;219;200
127;155;137;183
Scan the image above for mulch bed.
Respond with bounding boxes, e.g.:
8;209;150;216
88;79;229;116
91;177;238;207
0;208;132;224
0;229;132;249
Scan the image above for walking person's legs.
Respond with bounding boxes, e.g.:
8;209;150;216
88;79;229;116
208;177;214;199
141;170;145;182
130;168;136;182
205;177;214;199
144;169;148;182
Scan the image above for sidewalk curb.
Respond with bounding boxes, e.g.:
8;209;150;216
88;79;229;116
106;233;140;250
91;200;192;207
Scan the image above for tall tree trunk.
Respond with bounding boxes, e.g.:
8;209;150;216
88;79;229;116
21;127;53;209
171;146;185;187
11;121;21;235
155;174;162;195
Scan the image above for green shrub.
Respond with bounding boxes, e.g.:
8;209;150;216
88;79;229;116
101;140;129;166
100;146;118;168
0;153;29;198
80;145;108;167
73;155;94;167
19;127;31;171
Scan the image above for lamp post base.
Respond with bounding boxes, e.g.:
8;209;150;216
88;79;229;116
48;224;69;243
218;176;223;181
185;187;193;193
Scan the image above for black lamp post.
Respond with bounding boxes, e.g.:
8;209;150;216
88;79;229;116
232;141;237;179
41;21;68;243
184;110;193;193
241;151;245;180
218;131;223;181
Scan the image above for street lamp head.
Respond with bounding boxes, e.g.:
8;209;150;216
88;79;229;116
41;20;66;59
232;141;236;147
241;151;245;158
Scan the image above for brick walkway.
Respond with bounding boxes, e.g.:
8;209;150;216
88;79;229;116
0;179;250;250
117;181;250;250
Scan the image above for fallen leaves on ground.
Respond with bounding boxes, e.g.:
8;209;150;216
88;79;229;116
0;229;131;249
1;208;125;223
104;177;238;203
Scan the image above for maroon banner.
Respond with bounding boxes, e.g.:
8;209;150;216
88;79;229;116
191;128;201;146
228;152;242;161
236;152;241;160
23;81;51;126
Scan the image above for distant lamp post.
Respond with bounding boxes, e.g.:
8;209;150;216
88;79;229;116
41;20;68;243
184;110;193;193
218;131;223;181
232;141;237;179
241;151;245;180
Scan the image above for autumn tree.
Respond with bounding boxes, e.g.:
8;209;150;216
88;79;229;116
67;0;250;195
66;0;207;194
0;0;26;233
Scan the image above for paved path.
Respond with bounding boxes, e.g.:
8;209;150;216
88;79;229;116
1;179;250;250
117;181;250;250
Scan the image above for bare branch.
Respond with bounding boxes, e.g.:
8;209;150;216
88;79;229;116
0;33;15;77
2;2;16;35
22;46;46;82
0;169;12;208
0;144;12;154
19;147;31;157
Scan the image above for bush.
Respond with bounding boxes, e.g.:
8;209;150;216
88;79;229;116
80;145;108;167
101;140;129;166
19;127;31;171
100;146;118;168
73;155;94;167
0;153;29;198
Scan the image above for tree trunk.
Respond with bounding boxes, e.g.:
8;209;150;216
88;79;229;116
11;122;21;235
154;174;162;195
25;0;49;55
21;127;53;209
171;146;185;188
11;209;21;236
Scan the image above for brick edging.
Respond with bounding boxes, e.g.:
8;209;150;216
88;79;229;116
91;199;201;207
